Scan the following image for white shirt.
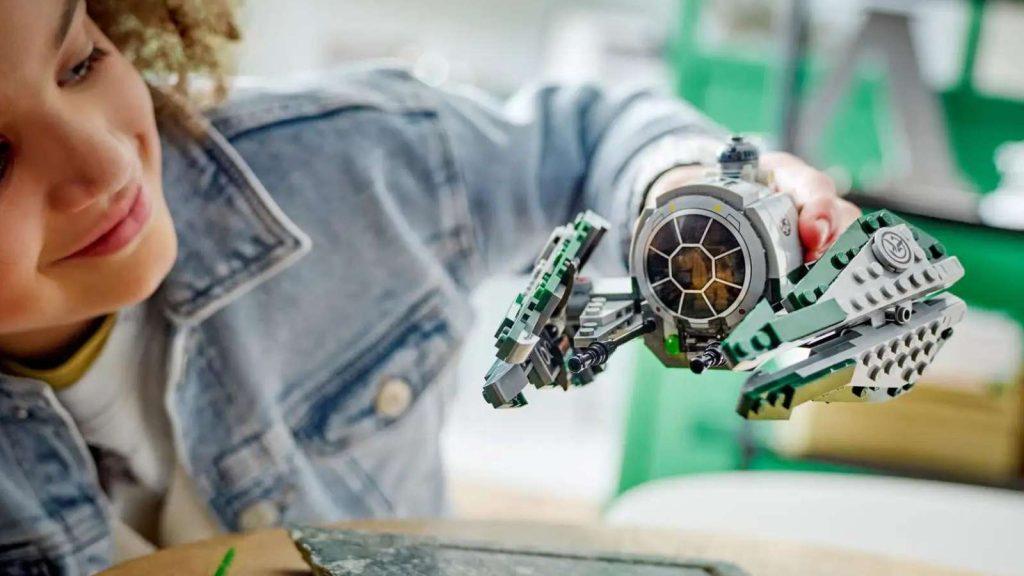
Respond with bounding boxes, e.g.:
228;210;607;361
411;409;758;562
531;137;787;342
56;302;219;561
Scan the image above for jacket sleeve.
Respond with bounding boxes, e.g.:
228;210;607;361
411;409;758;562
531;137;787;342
432;81;728;281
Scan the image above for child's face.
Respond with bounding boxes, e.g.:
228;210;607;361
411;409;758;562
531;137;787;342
0;0;176;343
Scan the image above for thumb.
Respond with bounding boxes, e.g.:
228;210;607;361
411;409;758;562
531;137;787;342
799;218;831;262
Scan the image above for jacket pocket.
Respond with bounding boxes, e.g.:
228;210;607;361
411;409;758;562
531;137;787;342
282;287;464;455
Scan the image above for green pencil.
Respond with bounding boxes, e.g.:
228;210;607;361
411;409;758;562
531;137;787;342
213;547;236;576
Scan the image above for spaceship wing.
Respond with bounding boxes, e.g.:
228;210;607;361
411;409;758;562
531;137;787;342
483;211;611;408
722;210;964;366
737;294;967;419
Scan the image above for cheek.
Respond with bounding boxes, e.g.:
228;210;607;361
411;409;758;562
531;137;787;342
0;195;51;328
0;186;46;268
95;52;160;168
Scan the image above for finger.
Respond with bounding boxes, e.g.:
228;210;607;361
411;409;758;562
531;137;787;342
798;194;840;262
799;197;862;262
759;151;803;172
760;153;811;206
761;154;846;259
761;153;834;208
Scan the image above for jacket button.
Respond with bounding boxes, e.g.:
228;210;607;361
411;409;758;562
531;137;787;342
238;501;281;532
375;377;413;419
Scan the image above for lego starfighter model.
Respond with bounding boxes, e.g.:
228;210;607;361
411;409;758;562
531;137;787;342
482;137;965;419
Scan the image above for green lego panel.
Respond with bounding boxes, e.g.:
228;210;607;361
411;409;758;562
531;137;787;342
717;299;774;364
492;211;607;362
782;220;869;310
736;360;856;420
764;300;845;343
721;300;845;366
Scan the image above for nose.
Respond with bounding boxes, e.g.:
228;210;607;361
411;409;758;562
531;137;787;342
33;105;134;214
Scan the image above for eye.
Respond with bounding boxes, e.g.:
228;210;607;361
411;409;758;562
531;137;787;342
58;45;109;88
0;140;11;186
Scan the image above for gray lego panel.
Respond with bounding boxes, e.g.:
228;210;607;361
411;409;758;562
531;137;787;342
738;294;966;419
745;191;802;291
482;361;529;408
821;224;964;325
575;297;635;348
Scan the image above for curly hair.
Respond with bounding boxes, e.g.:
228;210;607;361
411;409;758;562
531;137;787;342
87;0;241;106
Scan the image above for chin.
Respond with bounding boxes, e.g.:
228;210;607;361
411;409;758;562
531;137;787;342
119;201;178;307
69;197;179;317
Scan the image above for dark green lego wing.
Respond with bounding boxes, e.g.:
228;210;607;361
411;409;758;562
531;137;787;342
721;210;957;366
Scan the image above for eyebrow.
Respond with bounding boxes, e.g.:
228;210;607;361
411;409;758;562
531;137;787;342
53;0;81;50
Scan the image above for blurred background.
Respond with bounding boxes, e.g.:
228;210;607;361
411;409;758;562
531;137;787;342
235;1;1024;574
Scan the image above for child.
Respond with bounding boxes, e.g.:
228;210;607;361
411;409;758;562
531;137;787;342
0;1;859;573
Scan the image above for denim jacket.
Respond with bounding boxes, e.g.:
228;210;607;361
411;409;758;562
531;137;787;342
0;67;721;574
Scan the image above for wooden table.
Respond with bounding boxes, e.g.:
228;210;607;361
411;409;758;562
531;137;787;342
101;520;979;576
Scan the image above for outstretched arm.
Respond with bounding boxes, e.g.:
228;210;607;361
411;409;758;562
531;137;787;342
434;82;726;281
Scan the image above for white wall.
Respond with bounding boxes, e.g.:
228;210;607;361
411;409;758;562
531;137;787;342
236;0;677;93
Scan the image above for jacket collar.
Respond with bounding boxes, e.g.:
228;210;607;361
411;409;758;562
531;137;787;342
156;116;312;327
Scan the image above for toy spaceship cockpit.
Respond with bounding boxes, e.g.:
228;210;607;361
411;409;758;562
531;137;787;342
483;137;966;419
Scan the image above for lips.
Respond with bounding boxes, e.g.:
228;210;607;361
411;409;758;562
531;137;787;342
59;184;152;261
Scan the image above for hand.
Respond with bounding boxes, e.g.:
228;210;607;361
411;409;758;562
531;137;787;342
760;152;861;263
645;153;861;263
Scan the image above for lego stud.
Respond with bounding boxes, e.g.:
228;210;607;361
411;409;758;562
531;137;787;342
885;303;912;325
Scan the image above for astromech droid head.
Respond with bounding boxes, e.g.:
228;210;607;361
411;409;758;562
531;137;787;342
717;135;760;179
